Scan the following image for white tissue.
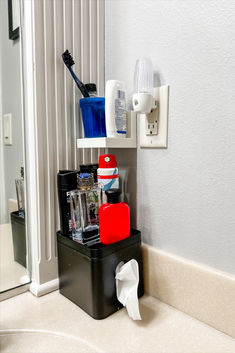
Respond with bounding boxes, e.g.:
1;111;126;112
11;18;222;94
115;259;141;320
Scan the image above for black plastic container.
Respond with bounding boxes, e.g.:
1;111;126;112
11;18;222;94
57;170;78;236
10;211;26;267
57;229;144;319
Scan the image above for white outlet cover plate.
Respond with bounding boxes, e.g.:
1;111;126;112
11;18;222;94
140;85;169;148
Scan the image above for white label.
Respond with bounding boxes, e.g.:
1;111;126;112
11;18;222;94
115;90;126;134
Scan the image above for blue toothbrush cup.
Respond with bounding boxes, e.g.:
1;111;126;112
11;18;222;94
80;97;106;138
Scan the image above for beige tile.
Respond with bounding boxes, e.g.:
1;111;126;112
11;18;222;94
143;244;235;338
1;292;235;353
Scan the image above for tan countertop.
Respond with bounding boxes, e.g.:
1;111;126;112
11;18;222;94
0;223;29;292
0;291;234;353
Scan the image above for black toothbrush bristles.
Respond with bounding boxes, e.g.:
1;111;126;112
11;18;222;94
62;49;75;67
61;49;90;98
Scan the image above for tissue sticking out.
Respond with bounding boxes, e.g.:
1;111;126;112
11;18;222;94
115;259;141;320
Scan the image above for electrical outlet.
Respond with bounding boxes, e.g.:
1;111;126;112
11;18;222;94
146;109;158;135
140;85;169;148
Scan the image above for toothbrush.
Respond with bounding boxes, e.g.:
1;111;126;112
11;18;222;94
62;49;90;98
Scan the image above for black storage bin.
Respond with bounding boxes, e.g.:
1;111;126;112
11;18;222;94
10;211;26;268
57;229;144;319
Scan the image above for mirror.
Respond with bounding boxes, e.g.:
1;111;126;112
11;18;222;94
0;0;30;293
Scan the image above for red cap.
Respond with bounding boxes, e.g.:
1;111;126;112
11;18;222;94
99;154;117;168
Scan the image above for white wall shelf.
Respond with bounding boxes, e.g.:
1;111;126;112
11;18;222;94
77;137;135;148
77;111;136;149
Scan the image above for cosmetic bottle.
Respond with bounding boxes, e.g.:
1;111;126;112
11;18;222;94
69;173;99;245
97;154;119;205
80;163;98;184
99;189;130;245
105;80;127;138
97;154;119;191
57;170;79;236
15;167;25;218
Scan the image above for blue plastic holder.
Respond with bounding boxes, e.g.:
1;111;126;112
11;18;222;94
80;97;106;138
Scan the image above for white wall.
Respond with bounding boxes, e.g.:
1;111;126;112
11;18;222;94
0;0;24;223
105;0;235;274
